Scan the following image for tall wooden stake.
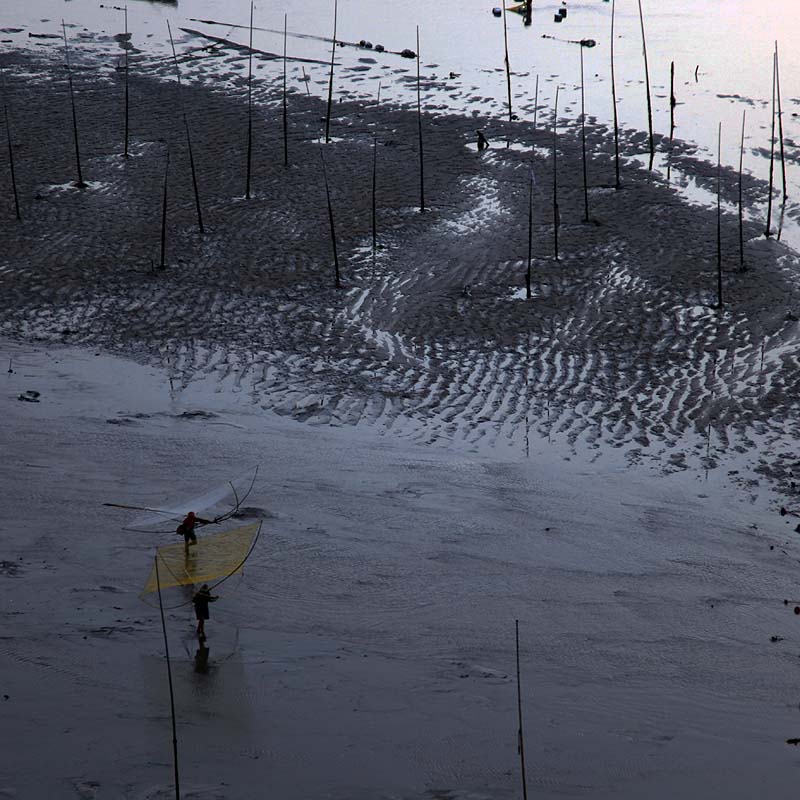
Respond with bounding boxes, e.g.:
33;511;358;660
372;82;381;270
637;0;654;170
160;146;169;270
124;5;129;159
1;74;20;220
667;60;675;181
283;13;288;167
320;150;340;288
246;0;254;198
775;41;787;202
502;2;513;124
716;122;722;310
155;557;181;800
579;45;589;222
532;74;539;133
417;27;425;213
738;110;745;269
765;49;776;238
526;169;533;299
552;86;560;261
515;620;529;800
62;21;86;188
610;0;620;188
325;0;337;144
168;20;204;233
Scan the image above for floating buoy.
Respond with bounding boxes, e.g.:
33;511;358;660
492;7;502;16
554;14;562;22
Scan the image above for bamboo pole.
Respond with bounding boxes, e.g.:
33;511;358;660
636;0;654;170
1;73;20;220
553;86;560;261
765;50;776;238
283;13;288;167
154;557;181;800
579;45;589;222
515;620;529;800
417;27;425;213
716;122;722;310
124;5;129;159
502;2;513;124
775;41;787;202
319;149;340;288
160;146;169;270
372;82;381;270
324;0;337;144
526;169;533;299
246;0;254;197
610;0;620;188
167;20;204;234
738;110;745;269
533;74;539;133
667;60;675;181
62;21;86;188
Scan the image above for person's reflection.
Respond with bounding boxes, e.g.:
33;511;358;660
194;642;210;674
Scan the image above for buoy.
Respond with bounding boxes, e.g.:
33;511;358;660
492;7;502;17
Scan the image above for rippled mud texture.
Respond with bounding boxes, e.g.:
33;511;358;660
1;44;799;487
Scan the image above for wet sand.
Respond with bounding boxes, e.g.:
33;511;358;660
2;39;799;492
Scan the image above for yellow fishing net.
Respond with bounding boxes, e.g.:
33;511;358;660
141;523;259;595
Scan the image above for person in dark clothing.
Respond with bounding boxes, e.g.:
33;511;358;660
177;511;211;554
193;583;218;639
477;130;490;151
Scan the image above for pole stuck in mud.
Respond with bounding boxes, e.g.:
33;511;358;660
526;168;534;299
372;82;381;270
637;0;654;170
667;60;675;182
62;20;86;188
738;110;746;269
1;72;21;220
716;122;723;310
533;74;539;133
579;44;589;222
167;20;204;234
515;620;529;800
319;149;341;288
325;0;337;144
502;2;513;125
417;26;425;213
610;0;620;188
765;48;776;238
123;5;129;159
552;86;560;261
774;41;787;203
245;0;254;198
154;558;181;800
283;13;289;168
159;145;169;271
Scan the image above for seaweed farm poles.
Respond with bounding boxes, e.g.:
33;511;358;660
167;20;204;234
667;60;675;182
765;49;776;238
1;74;20;220
154;558;181;800
502;2;513;125
123;5;129;159
579;44;589;222
552;86;560;261
515;620;529;800
325;0;337;144
417;26;425;213
775;41;787;202
610;0;620;188
283;13;288;168
159;146;169;271
372;82;381;270
716;122;723;310
246;0;254;198
62;20;86;188
526;169;533;300
738;110;746;269
533;75;539;133
637;0;654;170
319;149;341;288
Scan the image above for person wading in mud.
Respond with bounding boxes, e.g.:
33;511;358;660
177;511;211;554
193;583;218;640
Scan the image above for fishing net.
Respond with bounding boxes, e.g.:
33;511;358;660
141;523;259;595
